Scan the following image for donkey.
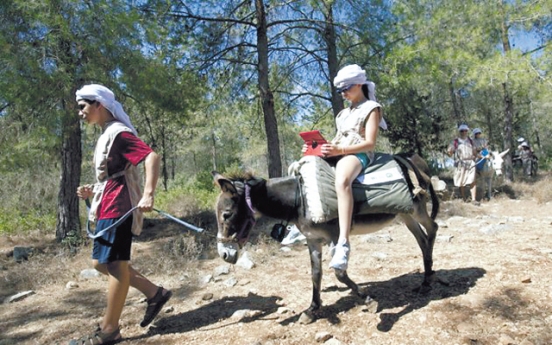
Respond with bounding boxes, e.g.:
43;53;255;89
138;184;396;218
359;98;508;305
476;149;509;200
212;154;439;323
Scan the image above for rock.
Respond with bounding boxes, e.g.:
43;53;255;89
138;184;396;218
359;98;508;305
498;333;516;345
436;235;454;243
277;307;290;314
362;233;393;243
199;274;213;285
280;247;292;252
80;269;101;279
236;252;255;269
521;276;531;283
13;246;34;262
507;216;524;223
202;293;214;301
298;312;315;324
479;224;512;235
231;309;261;320
214;265;231;276
456;321;478;333
66;281;79;289
372;252;387;260
224;277;238;287
4;290;35;304
315;331;332;342
164;306;174;313
519;339;534;345
437;221;448;228
323;338;343;345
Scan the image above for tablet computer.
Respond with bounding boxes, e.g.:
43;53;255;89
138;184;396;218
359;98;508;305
299;130;328;156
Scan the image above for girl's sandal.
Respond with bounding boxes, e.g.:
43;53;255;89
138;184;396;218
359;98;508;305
68;326;121;345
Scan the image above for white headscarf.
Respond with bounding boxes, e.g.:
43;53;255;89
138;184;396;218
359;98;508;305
334;64;387;130
76;84;137;135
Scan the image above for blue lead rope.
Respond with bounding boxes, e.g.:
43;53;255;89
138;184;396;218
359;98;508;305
85;199;204;239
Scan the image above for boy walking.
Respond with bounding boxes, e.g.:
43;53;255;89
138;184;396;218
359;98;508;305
70;84;171;344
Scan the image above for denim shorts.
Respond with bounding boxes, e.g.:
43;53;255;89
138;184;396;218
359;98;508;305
355;153;370;170
92;216;133;264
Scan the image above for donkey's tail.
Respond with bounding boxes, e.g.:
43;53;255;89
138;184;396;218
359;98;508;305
427;178;439;220
394;153;440;220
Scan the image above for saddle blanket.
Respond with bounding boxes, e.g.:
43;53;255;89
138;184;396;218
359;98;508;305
288;153;414;223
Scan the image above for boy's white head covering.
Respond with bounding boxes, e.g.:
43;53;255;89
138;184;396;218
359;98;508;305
76;84;137;135
521;141;529;147
458;124;469;131
472;128;482;135
334;64;387;130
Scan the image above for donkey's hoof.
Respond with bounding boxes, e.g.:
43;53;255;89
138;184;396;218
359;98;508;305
299;311;316;324
363;296;378;313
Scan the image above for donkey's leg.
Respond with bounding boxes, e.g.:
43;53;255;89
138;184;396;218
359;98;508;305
306;240;323;313
486;176;492;200
400;207;438;292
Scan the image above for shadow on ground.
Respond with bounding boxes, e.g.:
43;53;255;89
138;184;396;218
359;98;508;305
124;293;282;342
280;267;485;331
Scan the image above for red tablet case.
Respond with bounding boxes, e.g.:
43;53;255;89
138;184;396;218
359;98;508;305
299;130;328;157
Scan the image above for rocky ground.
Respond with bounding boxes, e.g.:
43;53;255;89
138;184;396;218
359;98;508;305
1;194;551;345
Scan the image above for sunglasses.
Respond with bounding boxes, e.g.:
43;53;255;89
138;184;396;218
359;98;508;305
337;84;354;93
459;130;468;133
78;100;96;110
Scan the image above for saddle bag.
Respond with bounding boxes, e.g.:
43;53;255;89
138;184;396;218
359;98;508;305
288;153;415;223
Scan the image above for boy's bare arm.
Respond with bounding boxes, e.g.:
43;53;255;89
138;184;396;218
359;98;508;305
138;151;160;212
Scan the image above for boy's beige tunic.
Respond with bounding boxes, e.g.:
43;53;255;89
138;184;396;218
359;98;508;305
89;121;144;236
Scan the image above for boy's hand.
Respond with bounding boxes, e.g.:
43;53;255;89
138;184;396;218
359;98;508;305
76;185;93;200
137;194;154;212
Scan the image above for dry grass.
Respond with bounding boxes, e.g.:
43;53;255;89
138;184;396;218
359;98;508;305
506;174;552;204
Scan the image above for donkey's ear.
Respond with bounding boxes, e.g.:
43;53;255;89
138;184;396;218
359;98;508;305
499;149;510;158
212;171;238;194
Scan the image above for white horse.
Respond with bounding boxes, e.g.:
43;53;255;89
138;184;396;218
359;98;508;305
476;149;509;200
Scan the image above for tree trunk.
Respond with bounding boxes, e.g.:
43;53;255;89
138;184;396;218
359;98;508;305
499;0;514;181
255;0;282;178
160;126;168;191
322;2;343;118
56;105;82;241
449;80;461;121
501;82;514;181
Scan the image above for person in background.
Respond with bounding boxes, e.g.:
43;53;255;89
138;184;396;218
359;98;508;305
303;64;387;271
518;141;534;176
472;128;489;172
448;124;479;205
70;84;172;345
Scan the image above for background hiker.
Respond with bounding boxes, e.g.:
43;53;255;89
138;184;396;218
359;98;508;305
70;84;171;345
448;124;478;205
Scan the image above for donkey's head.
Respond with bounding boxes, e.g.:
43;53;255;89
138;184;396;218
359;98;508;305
212;171;257;264
490;149;510;176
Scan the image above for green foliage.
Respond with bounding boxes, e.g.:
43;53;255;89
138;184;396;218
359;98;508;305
154;173;219;217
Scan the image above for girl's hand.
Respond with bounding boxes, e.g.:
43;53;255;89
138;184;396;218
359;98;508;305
322;143;341;157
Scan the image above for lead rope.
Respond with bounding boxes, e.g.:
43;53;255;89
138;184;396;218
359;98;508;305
84;199;203;239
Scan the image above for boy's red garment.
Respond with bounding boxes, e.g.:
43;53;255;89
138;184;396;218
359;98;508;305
97;132;153;220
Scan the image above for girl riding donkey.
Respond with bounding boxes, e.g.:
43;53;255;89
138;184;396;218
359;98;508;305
306;64;387;270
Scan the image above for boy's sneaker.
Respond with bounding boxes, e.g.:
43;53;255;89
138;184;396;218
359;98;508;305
329;242;350;270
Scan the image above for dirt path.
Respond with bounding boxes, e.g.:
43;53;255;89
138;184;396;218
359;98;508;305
1;197;551;345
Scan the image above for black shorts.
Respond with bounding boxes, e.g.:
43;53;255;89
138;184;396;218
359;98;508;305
92;216;133;264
